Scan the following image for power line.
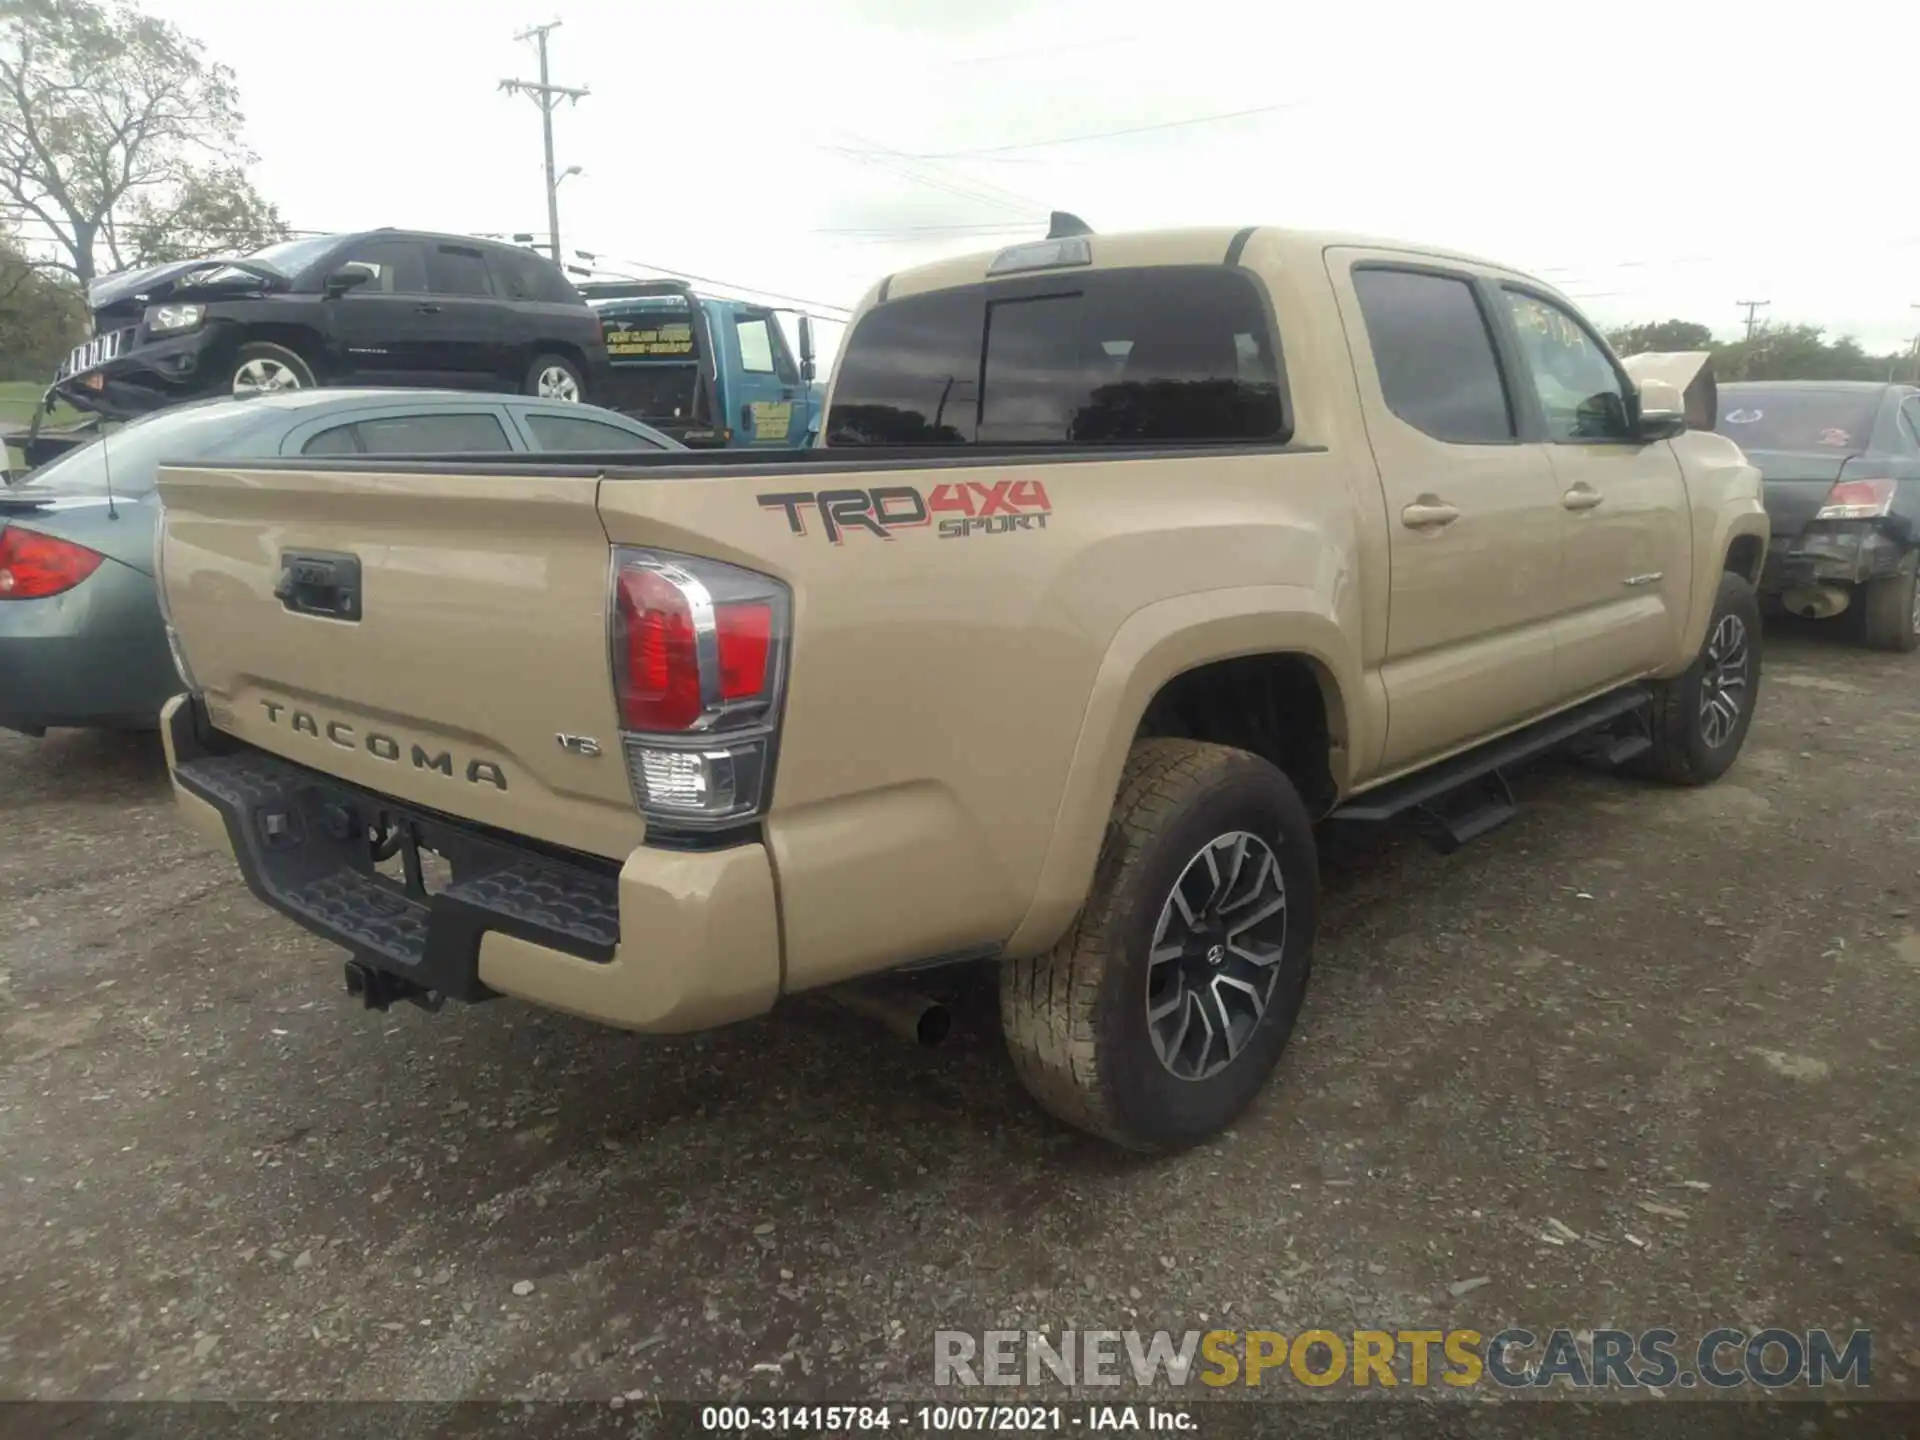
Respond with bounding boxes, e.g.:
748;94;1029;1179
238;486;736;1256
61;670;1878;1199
571;250;854;317
498;20;588;265
869;103;1296;159
1736;299;1771;341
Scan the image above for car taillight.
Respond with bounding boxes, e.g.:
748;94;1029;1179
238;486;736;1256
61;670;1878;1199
609;547;790;831
0;526;104;599
1816;477;1897;520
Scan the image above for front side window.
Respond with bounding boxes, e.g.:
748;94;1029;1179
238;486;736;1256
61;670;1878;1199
1351;268;1515;445
1502;289;1632;441
826;266;1286;447
334;239;427;295
735;316;776;375
427;246;496;298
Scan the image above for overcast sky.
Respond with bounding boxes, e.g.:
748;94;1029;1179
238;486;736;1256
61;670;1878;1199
141;0;1920;358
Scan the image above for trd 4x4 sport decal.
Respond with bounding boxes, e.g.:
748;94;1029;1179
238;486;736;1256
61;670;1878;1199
757;480;1052;545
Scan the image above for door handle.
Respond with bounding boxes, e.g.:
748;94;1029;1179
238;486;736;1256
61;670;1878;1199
414;303;442;314
1563;485;1604;511
740;403;754;432
1400;499;1461;529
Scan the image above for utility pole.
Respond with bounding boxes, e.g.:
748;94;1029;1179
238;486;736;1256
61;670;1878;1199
1735;299;1770;342
499;21;588;265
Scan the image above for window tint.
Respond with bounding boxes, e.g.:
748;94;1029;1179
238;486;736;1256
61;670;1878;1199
353;413;511;453
490;246;577;304
427;246;496;298
1715;385;1883;451
522;413;663;451
301;423;362;456
735;316;776;374
333;239;427;294
826;266;1285;447
1502;289;1631;441
1351;269;1514;444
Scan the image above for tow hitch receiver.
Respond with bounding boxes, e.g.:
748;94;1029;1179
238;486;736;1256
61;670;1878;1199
343;960;444;1013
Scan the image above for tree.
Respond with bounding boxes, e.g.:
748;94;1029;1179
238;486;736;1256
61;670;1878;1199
1605;319;1716;356
0;227;84;378
0;0;288;286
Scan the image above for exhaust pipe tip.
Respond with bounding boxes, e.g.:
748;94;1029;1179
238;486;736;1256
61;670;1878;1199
829;981;953;1048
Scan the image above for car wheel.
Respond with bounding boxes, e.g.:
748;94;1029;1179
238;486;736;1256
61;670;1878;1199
1634;569;1762;786
526;354;585;403
230;342;315;397
1000;738;1318;1153
1859;557;1920;653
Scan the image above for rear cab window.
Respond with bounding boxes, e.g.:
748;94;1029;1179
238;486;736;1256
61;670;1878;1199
1716;387;1886;452
826;266;1288;447
1349;267;1515;445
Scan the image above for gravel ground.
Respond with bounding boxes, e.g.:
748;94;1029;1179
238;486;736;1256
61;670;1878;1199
2;623;1917;1412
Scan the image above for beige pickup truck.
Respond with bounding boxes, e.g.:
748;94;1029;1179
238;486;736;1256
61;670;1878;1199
154;222;1768;1152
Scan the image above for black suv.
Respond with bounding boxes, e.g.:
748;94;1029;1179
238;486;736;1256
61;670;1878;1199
48;230;608;420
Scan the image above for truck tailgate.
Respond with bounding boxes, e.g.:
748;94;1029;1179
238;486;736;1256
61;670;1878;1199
156;463;643;860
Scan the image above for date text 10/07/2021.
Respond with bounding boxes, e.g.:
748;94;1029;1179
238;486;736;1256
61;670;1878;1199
700;1405;1194;1433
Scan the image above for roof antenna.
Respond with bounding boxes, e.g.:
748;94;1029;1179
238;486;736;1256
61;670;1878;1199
99;425;119;520
1047;211;1094;239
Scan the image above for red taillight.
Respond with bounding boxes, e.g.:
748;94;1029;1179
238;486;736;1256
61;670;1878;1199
718;602;772;699
1816;477;1897;520
0;527;104;600
608;548;791;829
615;565;704;731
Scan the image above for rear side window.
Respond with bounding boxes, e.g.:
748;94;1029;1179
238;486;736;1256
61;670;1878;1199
427;246;496;298
301;423;362;456
1352;268;1515;444
826;266;1287;447
352;413;511;453
490;246;578;304
522;413;663;451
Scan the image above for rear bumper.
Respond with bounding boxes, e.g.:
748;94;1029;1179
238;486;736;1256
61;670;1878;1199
160;695;782;1033
1760;522;1910;593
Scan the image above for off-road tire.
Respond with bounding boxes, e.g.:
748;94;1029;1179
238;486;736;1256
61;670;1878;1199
1000;739;1318;1153
1859;556;1920;653
525;353;585;403
229;341;315;396
1634;569;1762;786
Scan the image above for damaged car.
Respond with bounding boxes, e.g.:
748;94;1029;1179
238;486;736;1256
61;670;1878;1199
1715;380;1920;650
45;231;607;422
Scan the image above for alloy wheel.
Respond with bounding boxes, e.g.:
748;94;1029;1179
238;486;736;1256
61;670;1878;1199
1698;612;1750;749
232;358;305;395
1146;830;1288;1082
536;366;581;402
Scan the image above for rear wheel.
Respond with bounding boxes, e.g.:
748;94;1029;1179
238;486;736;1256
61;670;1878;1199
1000;739;1318;1153
230;342;315;397
1634;569;1762;785
525;354;584;403
1859;556;1920;652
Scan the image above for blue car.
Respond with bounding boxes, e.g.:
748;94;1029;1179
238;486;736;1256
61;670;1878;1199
0;389;678;736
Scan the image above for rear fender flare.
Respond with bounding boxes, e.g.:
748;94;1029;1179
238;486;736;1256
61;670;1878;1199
1001;588;1363;957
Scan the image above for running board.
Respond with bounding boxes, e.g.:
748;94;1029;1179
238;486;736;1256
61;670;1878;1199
1332;686;1653;846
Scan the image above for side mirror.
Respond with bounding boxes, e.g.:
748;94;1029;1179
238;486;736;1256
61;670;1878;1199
323;267;373;298
798;314;817;384
1634;378;1688;441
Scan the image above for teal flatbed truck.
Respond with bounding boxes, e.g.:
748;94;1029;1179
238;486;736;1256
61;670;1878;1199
577;279;826;449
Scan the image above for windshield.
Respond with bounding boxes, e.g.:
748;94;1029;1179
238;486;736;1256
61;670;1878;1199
1716;386;1884;453
19;403;265;497
242;235;338;277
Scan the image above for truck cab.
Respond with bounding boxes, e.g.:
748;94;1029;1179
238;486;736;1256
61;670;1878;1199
579;280;824;449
